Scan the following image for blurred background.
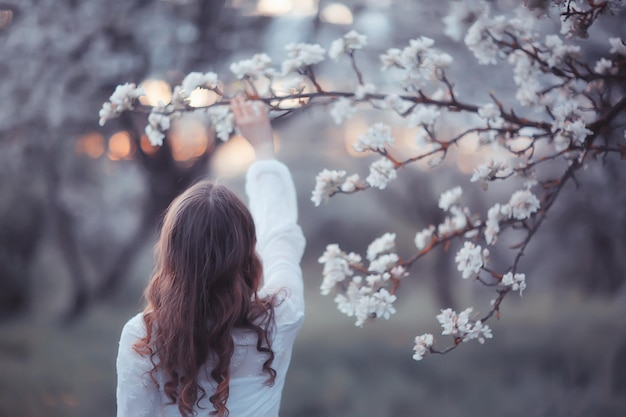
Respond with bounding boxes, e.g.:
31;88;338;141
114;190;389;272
1;0;625;416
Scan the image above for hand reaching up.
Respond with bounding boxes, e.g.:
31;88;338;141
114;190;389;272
231;96;274;159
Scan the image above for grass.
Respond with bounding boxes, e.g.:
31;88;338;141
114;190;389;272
0;287;624;417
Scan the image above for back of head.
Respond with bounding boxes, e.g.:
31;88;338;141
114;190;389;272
157;180;261;321
134;180;275;417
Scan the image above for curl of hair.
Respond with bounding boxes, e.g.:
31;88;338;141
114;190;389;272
133;181;276;417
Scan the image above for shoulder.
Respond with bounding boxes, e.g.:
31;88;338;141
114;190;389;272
120;312;147;341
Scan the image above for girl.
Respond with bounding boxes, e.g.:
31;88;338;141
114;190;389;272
116;97;305;417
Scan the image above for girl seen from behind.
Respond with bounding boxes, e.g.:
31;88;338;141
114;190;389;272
116;97;306;417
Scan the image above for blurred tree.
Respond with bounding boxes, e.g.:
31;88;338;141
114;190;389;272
0;0;243;319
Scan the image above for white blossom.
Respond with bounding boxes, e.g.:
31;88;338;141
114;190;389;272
311;169;347;206
340;174;361;192
352;287;396;326
368;253;400;274
145;112;171;146
330;97;356;125
438;186;463;212
465;12;507;65
329;30;368;60
609;37;626;55
380;37;452;90
541;35;580;67
99;83;145;125
501;272;527;296
353;123;394;152
443;0;482;41
415;226;435;251
229;54;273;80
334;276;363;316
366;158;397;190
354;83;376;100
565;119;593;145
463;320;493;344
508;49;542;106
390;265;408;280
365;273;384;287
281;43;326;74
553;132;571;152
438;207;468;236
508;189;540;220
371;289;397;320
485;203;509;245
477;103;505;128
437;307;473;336
366;232;396;261
207;105;234;142
383;94;412;114
594;58;615;75
98;102;115;126
407;106;440;127
412;333;434;361
109;83;146;109
549;101;592;147
471;159;512;183
319;244;354;296
380;48;403;70
437;307;493;344
180;72;219;96
455;241;484;279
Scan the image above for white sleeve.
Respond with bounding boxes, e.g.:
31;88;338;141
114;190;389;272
245;160;306;320
116;314;161;417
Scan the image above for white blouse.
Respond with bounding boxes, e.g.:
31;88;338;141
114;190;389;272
116;159;306;417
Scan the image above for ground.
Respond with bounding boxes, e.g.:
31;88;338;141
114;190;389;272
1;283;624;417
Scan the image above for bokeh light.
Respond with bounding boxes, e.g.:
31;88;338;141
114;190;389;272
320;3;353;25
75;132;105;159
188;89;219;108
256;0;292;15
139;79;172;106
140;135;159;156
255;0;317;16
108;131;133;160
168;117;213;163
211;135;256;177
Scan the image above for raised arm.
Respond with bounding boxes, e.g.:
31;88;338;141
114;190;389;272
232;98;306;314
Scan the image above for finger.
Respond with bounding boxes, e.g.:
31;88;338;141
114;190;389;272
230;96;244;120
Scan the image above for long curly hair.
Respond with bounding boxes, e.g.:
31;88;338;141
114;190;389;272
133;180;276;417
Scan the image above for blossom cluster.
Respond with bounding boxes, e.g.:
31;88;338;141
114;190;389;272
98;83;145;127
380;36;453;92
413;307;493;361
311;122;400;201
501;272;527;296
484;189;540;245
329;30;367;61
98;1;625;363
318;238;404;327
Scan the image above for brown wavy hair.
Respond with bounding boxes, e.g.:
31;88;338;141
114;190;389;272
133;180;276;417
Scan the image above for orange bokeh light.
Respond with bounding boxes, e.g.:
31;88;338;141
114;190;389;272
139;79;172;106
108;131;133;160
75;132;105;158
168;117;212;163
211;134;256;178
140;134;160;156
